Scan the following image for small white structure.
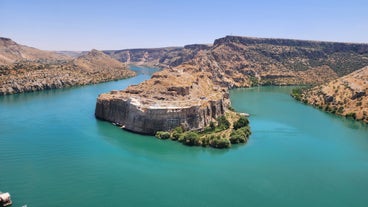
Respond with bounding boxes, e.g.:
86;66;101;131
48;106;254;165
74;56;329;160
0;192;12;207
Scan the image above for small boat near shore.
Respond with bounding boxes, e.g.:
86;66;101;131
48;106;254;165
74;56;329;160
0;192;12;207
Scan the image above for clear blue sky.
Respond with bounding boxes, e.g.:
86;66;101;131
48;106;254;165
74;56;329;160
1;0;367;51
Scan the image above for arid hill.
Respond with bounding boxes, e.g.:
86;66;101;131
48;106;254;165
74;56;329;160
294;66;368;123
0;38;135;95
103;44;211;68
106;36;368;87
0;37;70;65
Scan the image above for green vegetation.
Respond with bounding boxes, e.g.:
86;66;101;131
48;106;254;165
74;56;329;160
230;126;251;144
210;137;231;148
154;113;251;149
216;115;230;131
155;131;171;139
233;116;249;130
291;88;303;101
346;112;357;120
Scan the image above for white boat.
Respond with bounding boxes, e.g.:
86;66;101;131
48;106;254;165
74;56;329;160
0;192;12;207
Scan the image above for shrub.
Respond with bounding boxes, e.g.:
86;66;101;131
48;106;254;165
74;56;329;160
229;127;250;144
346;112;356;120
216;116;230;131
210;137;231;149
180;131;200;146
155;131;171;139
233;116;249;130
201;136;210;147
291;88;303;101
171;126;184;140
173;126;183;134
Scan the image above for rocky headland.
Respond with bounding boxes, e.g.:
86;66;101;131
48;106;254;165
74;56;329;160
293;66;368;123
0;38;135;95
96;36;368;148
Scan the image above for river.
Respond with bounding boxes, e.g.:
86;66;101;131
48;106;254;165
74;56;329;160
0;67;367;207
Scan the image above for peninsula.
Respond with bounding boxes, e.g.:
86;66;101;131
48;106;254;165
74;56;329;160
96;36;368;148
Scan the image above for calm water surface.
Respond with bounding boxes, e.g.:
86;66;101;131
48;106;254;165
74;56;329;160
1;67;368;207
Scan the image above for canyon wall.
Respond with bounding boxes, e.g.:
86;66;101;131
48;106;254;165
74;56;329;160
95;95;225;134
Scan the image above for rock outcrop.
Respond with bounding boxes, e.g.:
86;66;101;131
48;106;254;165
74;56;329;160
95;67;228;134
0;40;135;95
295;66;368;123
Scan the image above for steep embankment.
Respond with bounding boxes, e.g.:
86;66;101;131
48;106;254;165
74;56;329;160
295;66;368;123
0;38;135;95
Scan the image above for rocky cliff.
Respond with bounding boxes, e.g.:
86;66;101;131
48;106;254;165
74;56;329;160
104;36;368;87
295;66;368;123
95;67;228;134
0;41;135;95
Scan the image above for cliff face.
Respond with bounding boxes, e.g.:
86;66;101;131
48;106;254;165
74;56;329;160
103;44;211;68
0;45;135;95
95;68;228;134
104;36;368;88
96;97;225;134
194;36;368;87
297;66;368;123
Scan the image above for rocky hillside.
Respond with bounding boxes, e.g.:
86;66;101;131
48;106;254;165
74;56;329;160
0;37;69;65
0;43;135;95
294;66;368;123
181;36;368;87
104;44;211;68
104;36;368;87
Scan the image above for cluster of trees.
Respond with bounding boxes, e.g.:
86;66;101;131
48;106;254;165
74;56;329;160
155;115;251;149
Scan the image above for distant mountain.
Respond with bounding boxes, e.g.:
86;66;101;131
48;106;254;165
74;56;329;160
0;38;135;95
0;37;70;64
103;44;211;68
295;66;368;123
106;36;368;87
55;51;86;58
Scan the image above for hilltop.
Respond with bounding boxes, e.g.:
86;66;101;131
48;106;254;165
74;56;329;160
0;38;135;95
0;37;70;65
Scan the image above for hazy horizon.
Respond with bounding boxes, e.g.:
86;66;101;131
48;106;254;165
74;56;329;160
1;0;367;51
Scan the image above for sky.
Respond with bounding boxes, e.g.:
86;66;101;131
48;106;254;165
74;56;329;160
1;0;367;51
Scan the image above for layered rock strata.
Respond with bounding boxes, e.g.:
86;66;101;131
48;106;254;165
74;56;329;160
95;68;228;134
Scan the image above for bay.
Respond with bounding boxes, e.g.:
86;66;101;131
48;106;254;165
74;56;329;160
0;67;367;207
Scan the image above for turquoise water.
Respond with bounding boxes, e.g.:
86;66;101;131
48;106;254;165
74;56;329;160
1;68;368;207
